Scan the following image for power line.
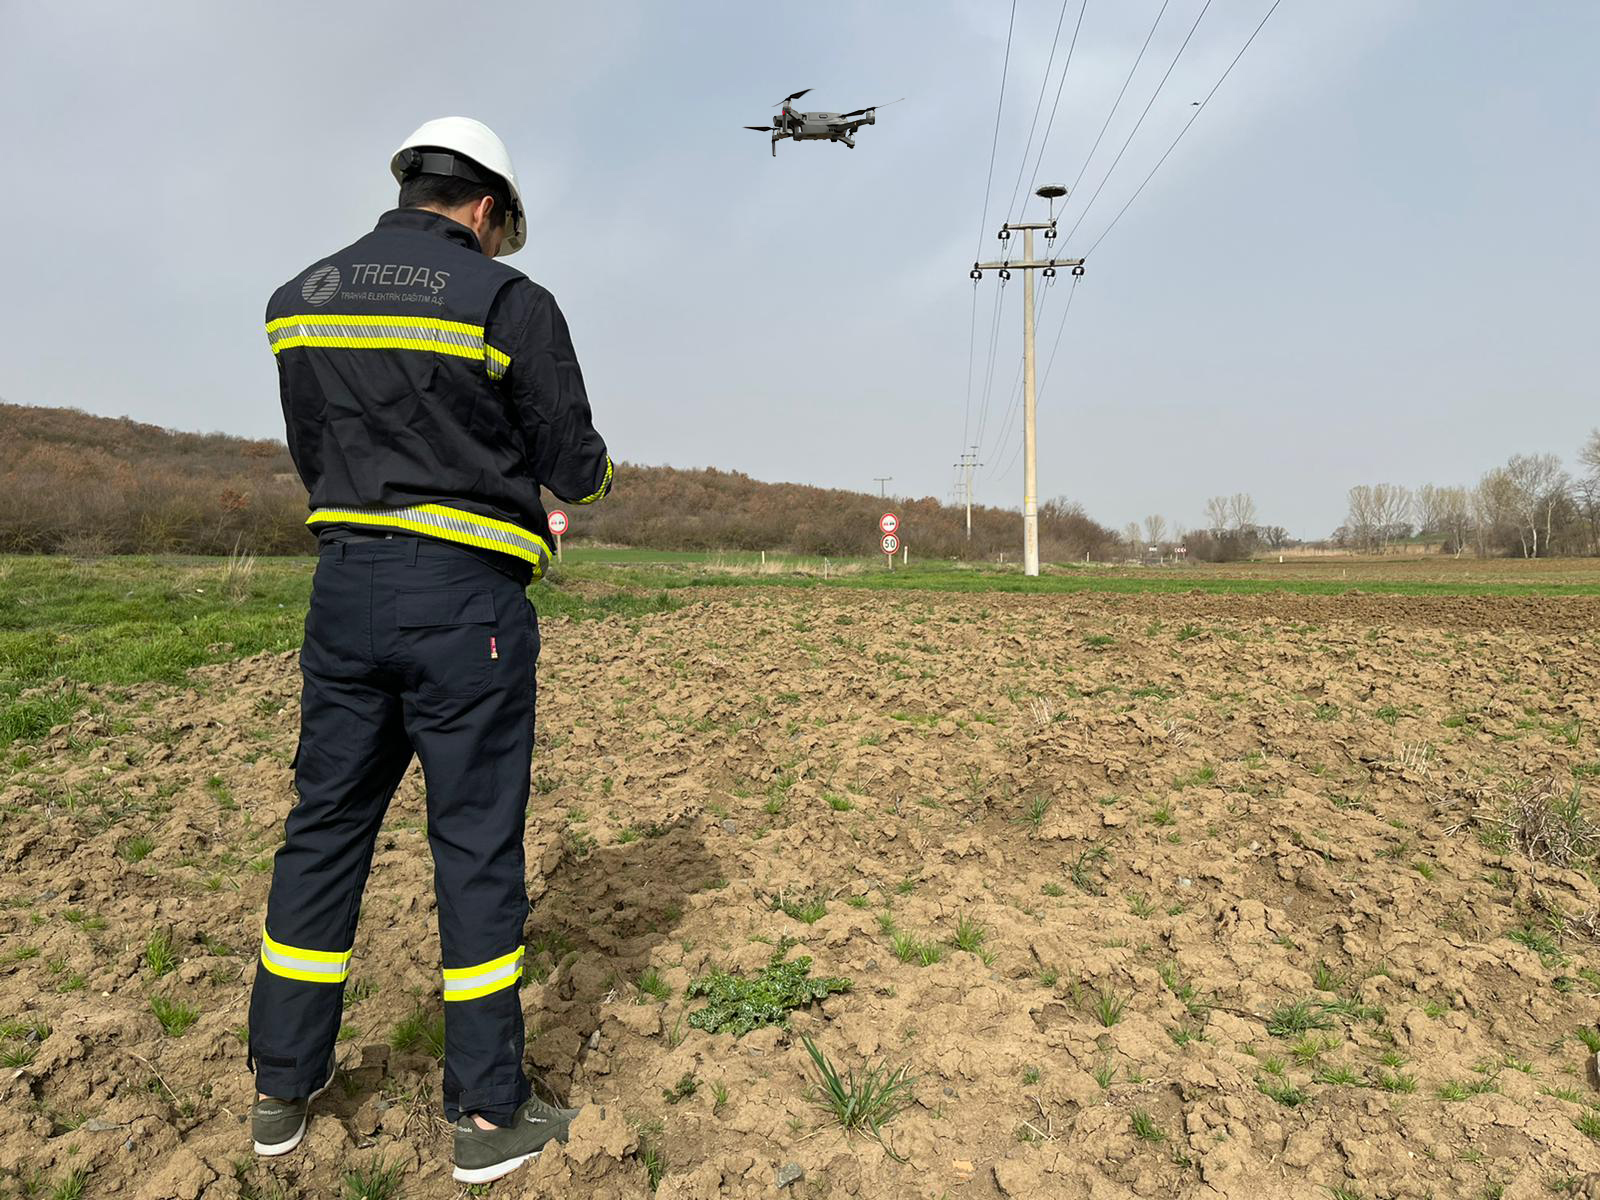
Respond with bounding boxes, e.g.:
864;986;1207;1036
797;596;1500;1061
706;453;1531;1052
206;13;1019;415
1061;0;1215;247
1068;0;1174;197
961;282;979;449
973;280;1009;454
984;281;1052;467
1001;275;1082;479
1018;0;1092;215
974;0;1020;261
1000;0;1078;225
1084;0;1285;258
963;0;1019;487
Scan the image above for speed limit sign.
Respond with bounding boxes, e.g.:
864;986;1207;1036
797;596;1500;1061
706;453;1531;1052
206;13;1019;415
547;510;569;535
879;512;899;535
881;533;900;556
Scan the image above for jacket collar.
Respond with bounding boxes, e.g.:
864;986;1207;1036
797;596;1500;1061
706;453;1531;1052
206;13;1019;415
376;208;483;253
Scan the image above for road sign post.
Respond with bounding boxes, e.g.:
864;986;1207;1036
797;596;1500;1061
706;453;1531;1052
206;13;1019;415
548;509;569;562
879;512;900;569
881;532;900;567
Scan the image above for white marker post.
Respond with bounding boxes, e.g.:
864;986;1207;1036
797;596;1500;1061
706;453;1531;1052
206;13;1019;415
548;509;569;562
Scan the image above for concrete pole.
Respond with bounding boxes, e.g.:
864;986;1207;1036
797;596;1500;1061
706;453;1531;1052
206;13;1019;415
964;456;974;541
1022;226;1039;577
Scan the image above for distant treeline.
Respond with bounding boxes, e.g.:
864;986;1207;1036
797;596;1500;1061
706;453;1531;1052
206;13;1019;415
0;403;1117;560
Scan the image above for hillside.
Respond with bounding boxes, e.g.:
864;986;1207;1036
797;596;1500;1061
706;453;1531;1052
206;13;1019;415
0;402;1114;559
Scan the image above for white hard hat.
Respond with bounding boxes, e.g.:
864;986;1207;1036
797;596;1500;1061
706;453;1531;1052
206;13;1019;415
391;117;526;255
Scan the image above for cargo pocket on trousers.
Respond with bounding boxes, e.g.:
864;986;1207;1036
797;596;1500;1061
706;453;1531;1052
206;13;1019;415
397;589;497;699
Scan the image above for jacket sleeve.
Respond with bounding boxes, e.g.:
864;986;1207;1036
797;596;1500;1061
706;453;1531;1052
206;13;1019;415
494;281;613;505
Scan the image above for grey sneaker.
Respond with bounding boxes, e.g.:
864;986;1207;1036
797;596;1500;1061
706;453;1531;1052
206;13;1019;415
452;1095;579;1184
251;1053;336;1156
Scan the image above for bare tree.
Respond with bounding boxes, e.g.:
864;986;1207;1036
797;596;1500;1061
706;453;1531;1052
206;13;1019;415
1582;428;1600;476
1439;486;1472;556
1346;484;1411;552
1121;522;1143;559
1143;515;1167;549
1475;468;1520;556
1227;493;1257;532
1503;452;1566;557
1374;484;1414;548
1203;496;1229;539
1573;475;1600;557
1345;486;1377;552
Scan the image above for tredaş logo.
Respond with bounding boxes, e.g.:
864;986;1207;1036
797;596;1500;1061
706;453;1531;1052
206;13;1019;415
301;264;341;306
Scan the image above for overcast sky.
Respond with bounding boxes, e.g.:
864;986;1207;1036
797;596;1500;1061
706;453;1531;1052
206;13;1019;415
2;1;1595;538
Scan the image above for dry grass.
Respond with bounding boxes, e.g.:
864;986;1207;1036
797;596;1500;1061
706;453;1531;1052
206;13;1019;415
221;542;258;605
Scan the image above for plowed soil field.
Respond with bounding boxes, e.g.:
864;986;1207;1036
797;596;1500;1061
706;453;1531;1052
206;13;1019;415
3;588;1600;1199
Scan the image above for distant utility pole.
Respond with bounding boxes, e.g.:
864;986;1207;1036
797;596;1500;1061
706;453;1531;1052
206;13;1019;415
874;477;893;498
954;447;982;540
971;184;1084;577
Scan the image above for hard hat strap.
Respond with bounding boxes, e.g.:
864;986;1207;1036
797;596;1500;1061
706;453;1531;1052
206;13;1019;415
397;149;492;185
396;148;523;233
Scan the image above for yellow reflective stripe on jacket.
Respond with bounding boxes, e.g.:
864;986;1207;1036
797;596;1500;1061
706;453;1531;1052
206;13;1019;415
306;503;551;576
266;314;510;380
575;456;613;505
485;344;511;381
259;928;353;984
442;947;523;1002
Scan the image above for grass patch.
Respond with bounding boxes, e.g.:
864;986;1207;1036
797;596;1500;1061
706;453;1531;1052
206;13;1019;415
635;968;671;1003
890;932;944;967
1092;988;1127;1028
1129;1108;1166;1143
1266;1000;1335;1037
149;994;199;1036
802;1034;914;1152
341;1156;404;1200
389;1004;445;1060
145;929;178;978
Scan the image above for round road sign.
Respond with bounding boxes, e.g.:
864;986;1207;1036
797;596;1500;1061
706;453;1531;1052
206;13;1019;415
879;512;900;535
881;533;900;555
548;510;569;536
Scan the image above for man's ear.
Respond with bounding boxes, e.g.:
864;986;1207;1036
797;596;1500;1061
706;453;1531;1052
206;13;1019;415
474;194;497;232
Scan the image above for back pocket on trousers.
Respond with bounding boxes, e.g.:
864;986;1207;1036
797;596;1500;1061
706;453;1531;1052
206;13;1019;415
396;589;496;698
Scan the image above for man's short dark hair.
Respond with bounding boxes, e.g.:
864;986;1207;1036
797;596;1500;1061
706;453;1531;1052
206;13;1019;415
398;158;511;226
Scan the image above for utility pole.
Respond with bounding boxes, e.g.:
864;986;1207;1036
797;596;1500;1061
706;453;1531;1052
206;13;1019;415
874;477;893;498
971;184;1084;577
954;448;982;540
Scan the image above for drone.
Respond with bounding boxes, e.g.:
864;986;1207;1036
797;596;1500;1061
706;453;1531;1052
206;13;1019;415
744;89;899;156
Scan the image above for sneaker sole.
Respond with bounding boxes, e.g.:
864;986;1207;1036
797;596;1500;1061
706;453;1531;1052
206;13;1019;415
253;1063;336;1156
452;1149;540;1185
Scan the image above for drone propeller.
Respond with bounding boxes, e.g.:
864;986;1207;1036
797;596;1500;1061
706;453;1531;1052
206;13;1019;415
773;88;811;106
743;125;773;131
839;97;905;118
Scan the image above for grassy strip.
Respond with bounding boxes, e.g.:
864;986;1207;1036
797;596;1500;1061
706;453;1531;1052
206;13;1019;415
0;555;678;745
4;551;1596;746
557;561;1600;598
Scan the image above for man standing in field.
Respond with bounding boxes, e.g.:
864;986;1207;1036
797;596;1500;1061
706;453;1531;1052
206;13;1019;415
247;117;612;1185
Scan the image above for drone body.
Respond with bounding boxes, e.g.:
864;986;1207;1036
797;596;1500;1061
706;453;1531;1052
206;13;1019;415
744;89;896;156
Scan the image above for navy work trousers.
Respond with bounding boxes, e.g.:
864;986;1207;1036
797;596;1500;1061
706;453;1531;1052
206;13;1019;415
248;536;538;1123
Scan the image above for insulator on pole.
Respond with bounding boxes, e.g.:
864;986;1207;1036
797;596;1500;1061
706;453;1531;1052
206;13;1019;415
1071;264;1086;277
970;267;983;280
997;229;1010;242
998;268;1010;282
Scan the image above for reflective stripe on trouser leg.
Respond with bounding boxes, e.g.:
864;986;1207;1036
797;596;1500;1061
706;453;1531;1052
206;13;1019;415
248;545;415;1099
443;948;524;1002
259;929;352;983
